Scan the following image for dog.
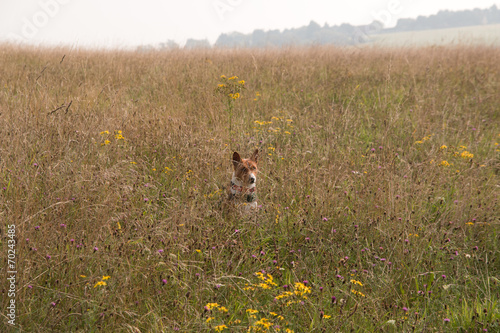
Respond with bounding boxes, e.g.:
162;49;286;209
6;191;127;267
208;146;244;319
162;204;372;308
228;149;259;209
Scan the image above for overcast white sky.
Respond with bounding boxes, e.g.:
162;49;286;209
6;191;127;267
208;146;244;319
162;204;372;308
0;0;499;48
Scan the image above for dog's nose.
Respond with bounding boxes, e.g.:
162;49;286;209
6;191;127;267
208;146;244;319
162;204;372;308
249;177;255;184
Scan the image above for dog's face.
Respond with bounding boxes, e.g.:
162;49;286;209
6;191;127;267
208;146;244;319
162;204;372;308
232;149;259;186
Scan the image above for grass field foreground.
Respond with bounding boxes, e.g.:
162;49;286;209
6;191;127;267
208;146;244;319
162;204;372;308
0;45;499;332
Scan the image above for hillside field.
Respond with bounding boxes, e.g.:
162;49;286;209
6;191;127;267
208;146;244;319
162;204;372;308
0;45;499;332
369;24;500;47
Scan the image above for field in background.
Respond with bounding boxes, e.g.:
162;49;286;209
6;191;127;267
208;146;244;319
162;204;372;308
0;45;499;332
369;24;500;47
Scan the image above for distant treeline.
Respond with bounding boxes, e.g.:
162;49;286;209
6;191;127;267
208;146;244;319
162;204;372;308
138;5;500;50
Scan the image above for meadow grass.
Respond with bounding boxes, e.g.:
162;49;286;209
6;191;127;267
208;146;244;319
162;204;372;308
0;44;499;332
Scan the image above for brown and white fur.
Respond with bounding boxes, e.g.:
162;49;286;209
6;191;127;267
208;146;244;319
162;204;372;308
228;149;259;209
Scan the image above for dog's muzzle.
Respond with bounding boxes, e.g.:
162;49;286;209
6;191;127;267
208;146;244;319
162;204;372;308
249;175;256;184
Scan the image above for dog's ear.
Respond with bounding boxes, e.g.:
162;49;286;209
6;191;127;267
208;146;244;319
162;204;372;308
250;149;259;163
232;152;241;169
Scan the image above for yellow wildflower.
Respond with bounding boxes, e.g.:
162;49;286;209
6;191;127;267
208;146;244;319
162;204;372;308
440;160;450;167
254;318;273;329
440;145;447;149
350;279;363;286
205;303;219;310
94;281;106;288
206;316;214;323
460;151;473;159
214;324;228;332
102;276;111;280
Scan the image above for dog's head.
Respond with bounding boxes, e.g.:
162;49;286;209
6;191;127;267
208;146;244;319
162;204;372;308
232;149;259;186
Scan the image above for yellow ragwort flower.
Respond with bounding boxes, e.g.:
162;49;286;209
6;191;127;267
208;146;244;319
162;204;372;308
94;281;107;288
350;279;363;286
214;324;228;332
205;303;219;310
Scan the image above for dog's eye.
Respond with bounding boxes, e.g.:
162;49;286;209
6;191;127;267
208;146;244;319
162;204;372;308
250;166;256;171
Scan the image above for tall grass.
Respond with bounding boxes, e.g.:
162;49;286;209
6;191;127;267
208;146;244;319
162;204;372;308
0;44;499;332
